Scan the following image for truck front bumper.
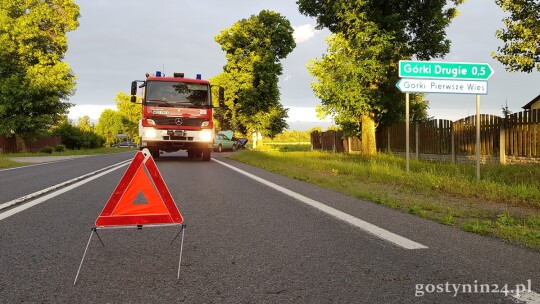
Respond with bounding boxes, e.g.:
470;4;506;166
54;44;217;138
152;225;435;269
140;127;213;150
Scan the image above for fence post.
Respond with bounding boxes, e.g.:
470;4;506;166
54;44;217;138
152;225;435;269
415;123;419;160
451;122;456;163
500;125;507;164
333;131;336;153
387;127;391;153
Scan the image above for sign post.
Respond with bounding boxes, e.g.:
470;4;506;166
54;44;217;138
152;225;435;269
406;93;410;173
476;96;481;180
397;60;494;179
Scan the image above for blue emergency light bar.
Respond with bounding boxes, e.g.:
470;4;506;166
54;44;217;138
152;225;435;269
196;74;202;80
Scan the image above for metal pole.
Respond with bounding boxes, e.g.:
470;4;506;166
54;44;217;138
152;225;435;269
406;93;410;173
476;95;481;180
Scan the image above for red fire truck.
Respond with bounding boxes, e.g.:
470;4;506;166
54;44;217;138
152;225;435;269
130;72;223;160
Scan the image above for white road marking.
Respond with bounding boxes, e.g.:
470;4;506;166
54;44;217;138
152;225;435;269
213;159;428;250
0;160;130;221
0;158;74;172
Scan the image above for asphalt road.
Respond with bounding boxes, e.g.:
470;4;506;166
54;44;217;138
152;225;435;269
0;151;539;303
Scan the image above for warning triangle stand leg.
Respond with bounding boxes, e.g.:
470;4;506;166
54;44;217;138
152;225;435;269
171;224;187;279
74;228;102;285
74;224;185;284
93;228;105;247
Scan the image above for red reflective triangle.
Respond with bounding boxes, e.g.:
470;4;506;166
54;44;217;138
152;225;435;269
95;150;183;227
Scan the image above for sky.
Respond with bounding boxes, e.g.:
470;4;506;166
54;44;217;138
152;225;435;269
64;0;540;130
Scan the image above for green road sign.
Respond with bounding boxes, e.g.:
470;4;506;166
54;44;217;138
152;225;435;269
399;60;494;80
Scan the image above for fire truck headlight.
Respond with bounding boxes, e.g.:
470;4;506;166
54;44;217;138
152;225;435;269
201;120;210;127
199;129;212;142
143;128;158;138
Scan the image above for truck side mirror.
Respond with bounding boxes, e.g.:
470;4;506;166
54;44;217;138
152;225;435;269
130;95;137;103
131;81;137;95
218;87;225;107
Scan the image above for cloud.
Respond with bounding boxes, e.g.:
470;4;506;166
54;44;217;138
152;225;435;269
293;24;319;44
286;106;332;122
67;104;116;121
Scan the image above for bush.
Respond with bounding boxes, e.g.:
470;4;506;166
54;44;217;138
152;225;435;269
52;123;105;149
55;144;66;152
40;146;54;154
269;130;311;143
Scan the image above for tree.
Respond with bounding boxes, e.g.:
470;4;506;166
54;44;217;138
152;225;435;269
211;10;295;137
115;92;141;143
94;109;126;147
94;92;142;146
53;121;104;150
298;0;463;60
502;100;512;118
308;33;427;153
493;0;540;72
77;115;92;132
0;1;80;151
299;0;460;154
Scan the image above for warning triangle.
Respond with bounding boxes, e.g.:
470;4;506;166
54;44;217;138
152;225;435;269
96;149;183;227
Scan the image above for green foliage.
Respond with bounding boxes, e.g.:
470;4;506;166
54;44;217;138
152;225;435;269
308;33;427;135
493;0;540;72
53;122;104;149
40;146;54;154
442;214;456;225
298;0;463;59
0;1;80;139
268;130;311;143
77;115;92;132
93;92;141;146
94;109;125;147
461;220;493;235
115;92;141;143
496;211;516;227
212;10;295;137
407;204;428;217
55;144;66;152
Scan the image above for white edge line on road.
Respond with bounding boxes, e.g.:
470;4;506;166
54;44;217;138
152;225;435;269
0;160;131;211
0;158;75;172
213;159;428;250
0;160;130;221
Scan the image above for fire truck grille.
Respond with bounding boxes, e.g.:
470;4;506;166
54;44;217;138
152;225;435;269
149;117;207;127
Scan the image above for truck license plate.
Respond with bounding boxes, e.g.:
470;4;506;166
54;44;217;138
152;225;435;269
173;130;186;137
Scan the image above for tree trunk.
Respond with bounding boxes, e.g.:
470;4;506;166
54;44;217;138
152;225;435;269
361;113;377;155
15;134;27;153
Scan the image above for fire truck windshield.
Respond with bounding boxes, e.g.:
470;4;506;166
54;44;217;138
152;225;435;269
145;81;210;108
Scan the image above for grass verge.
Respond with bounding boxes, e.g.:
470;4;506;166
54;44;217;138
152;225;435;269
228;146;540;250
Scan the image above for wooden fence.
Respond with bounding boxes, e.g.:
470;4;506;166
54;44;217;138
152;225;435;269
311;110;540;163
310;130;346;152
310;131;363;153
377;115;502;156
504;110;540;158
0;135;61;154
